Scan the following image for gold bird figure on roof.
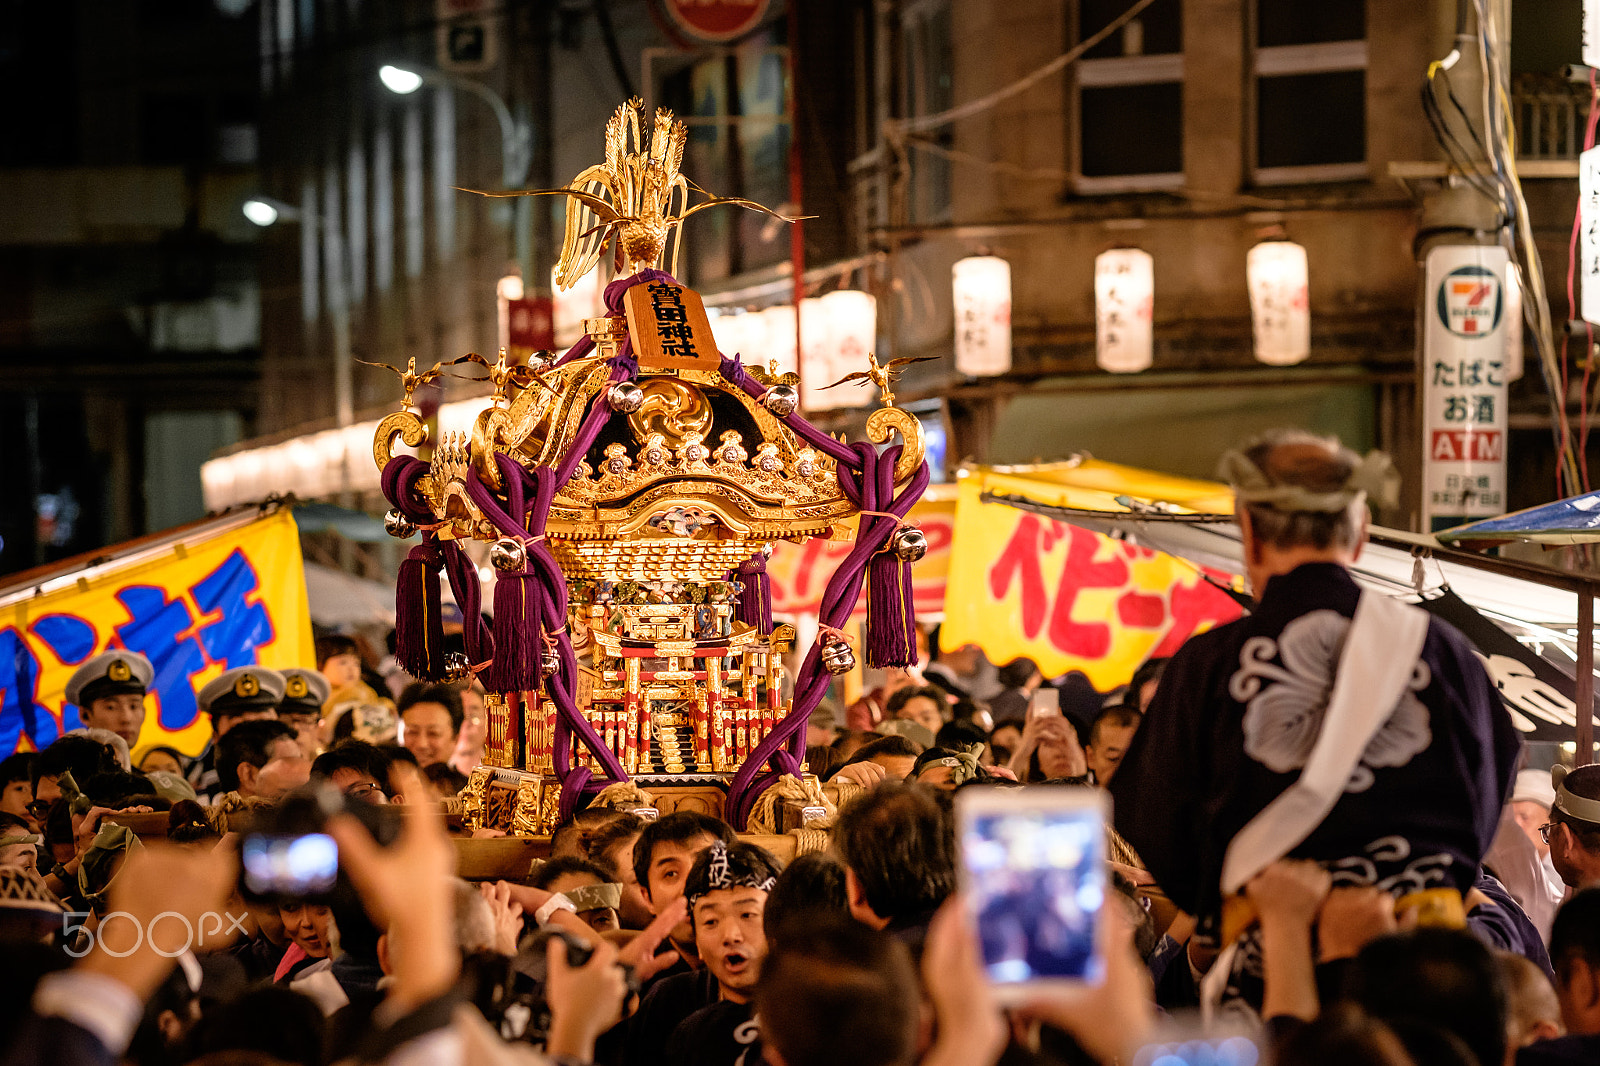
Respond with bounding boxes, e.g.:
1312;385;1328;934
462;99;805;290
358;356;450;410
821;354;937;408
454;349;610;401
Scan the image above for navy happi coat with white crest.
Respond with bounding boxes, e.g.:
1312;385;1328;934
1111;562;1521;940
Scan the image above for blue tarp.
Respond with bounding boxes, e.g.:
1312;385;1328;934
1437;492;1600;546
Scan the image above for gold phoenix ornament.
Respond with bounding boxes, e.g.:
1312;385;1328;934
820;354;937;409
358;356;451;411
468;98;803;289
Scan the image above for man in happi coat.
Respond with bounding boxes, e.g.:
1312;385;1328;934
1111;429;1520;1007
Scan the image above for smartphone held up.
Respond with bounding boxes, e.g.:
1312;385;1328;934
957;786;1108;1000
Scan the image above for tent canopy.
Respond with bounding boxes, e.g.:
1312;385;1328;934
969;459;1600;753
969;457;1595;646
1438;491;1600;548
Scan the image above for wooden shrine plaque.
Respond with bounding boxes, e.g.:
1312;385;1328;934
623;279;721;370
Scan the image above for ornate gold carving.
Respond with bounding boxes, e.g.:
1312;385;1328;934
866;406;927;484
511;776;547;836
374;411;427;470
460;766;493;830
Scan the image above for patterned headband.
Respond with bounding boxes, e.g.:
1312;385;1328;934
917;743;984;786
687;840;777;907
1217;445;1400;514
561;882;623;912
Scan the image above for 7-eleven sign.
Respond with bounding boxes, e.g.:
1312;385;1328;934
1423;246;1510;531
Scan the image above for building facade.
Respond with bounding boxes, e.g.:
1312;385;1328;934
0;1;261;570
223;0;1586;543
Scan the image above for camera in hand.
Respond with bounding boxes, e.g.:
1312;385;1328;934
241;782;401;900
465;928;637;1046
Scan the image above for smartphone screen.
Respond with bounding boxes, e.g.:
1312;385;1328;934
959;790;1106;992
1132;1035;1261;1066
242;833;339;896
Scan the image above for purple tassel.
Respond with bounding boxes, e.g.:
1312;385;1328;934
395;541;446;679
735;553;772;634
865;549;917;667
491;570;545;693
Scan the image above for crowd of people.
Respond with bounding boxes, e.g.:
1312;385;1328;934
1;428;1599;1066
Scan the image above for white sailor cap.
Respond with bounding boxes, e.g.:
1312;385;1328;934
278;668;331;716
197;666;286;718
64;651;154;708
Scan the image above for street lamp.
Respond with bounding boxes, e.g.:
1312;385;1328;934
241;192;355;431
242;195;300;227
379;60;533;289
377;62;528;189
378;64;425;95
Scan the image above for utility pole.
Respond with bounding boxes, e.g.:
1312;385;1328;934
1412;0;1512;534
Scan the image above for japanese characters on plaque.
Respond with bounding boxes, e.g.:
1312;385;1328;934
1422;245;1510;531
1581;147;1600;327
623;280;720;371
1094;248;1154;374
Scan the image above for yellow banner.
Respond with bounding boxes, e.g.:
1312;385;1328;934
942;474;1241;689
1;510;315;757
767;486;956;620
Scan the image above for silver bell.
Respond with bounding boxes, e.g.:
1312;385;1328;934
540;643;562;679
443;651;471;683
820;636;856;676
608;382;645;413
384;510;417;539
892;525;928;563
489;537;527;572
761;384;799;417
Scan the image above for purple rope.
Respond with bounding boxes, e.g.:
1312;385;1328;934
718;354;858;465
380;456;435;523
454;268;684;816
727;441;930;826
440;540;493;664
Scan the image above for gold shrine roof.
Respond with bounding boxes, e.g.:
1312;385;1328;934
373;341;925;556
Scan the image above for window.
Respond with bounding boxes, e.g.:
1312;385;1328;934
1073;0;1184;193
1252;0;1367;183
902;0;952;222
657;30;791;283
141;94;210;165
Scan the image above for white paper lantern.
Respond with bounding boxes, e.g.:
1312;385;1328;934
284;438;322;498
760;304;798;378
799;297;837;411
230;450;263;503
1094;249;1154;373
552;265;605;348
1582;148;1600;327
1586;0;1600;69
201;456;236;511
1247;240;1311;366
823;290;877;368
344;421;383;492
952;256;1012;376
707;308;734;354
709;309;759;361
438;399;483;439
